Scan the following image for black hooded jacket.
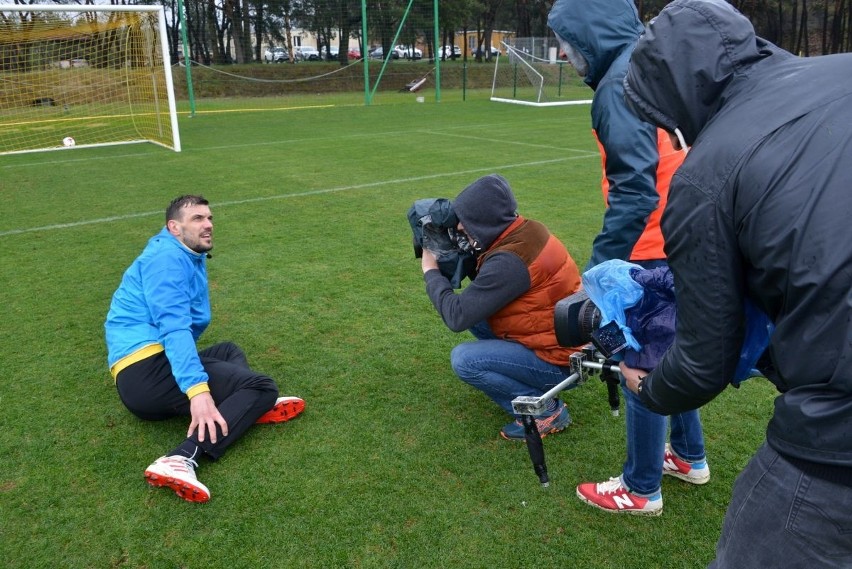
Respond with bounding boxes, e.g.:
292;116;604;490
624;0;852;476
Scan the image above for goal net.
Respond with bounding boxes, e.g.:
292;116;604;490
491;39;592;107
0;4;180;155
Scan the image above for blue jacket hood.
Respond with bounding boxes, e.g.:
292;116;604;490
548;0;644;89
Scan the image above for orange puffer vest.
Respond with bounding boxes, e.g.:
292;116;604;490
479;216;582;366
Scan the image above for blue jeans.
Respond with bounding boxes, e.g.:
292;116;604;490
615;258;706;496
620;381;706;495
450;322;574;417
710;442;852;568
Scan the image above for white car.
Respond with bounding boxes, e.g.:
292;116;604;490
263;46;289;63
438;45;461;59
394;45;422;60
294;46;320;61
474;45;501;58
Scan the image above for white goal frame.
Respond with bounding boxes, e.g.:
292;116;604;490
491;42;592;108
0;4;181;154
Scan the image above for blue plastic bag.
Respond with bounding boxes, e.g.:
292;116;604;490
581;259;644;355
582;260;773;381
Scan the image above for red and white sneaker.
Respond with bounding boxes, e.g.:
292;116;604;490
663;444;711;485
144;455;210;503
576;476;663;516
256;396;305;424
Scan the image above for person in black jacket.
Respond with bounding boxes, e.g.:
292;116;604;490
621;0;852;566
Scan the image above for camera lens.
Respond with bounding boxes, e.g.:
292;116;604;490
554;290;602;348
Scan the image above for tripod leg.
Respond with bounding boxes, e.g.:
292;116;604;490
522;414;549;487
601;367;621;416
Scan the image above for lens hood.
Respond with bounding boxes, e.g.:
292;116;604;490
554;289;602;348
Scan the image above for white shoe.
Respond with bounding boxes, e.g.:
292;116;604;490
144;455;210;503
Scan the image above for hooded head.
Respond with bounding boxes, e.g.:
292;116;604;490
452;174;518;252
547;0;644;88
624;0;772;146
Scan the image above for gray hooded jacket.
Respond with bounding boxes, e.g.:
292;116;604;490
423;175;530;332
625;0;852;476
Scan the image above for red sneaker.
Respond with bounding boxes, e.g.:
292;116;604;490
256;396;305;424
576;476;662;516
663;444;710;484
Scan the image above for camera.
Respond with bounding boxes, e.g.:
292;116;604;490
407;198;476;288
408;198;471;257
554;289;630;358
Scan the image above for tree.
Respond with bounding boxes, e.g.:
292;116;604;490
222;0;252;63
143;0;852;66
469;0;504;61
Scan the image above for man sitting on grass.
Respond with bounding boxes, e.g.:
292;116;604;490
105;194;304;503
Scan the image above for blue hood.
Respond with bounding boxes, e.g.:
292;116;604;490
548;0;644;89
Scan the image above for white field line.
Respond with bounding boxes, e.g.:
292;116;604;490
0;154;597;238
0;115;590;168
418;129;591;152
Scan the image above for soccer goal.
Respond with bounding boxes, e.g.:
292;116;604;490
0;4;180;155
491;40;592;107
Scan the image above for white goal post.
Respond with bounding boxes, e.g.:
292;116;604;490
491;41;592;107
0;4;180;154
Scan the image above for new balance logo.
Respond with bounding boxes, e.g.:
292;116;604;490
613;494;637;510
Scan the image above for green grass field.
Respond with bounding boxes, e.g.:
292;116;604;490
0;95;777;568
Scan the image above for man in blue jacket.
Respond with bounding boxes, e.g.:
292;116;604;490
548;0;709;516
105;195;304;503
622;0;852;565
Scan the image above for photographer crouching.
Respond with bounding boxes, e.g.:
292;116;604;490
413;174;585;440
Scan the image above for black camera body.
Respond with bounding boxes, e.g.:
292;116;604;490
554;290;630;358
407;198;475;288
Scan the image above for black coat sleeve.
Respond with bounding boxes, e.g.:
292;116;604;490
639;176;745;414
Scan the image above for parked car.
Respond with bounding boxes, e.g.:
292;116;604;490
347;48;362;60
368;46;398;60
294;45;321;61
437;45;461;59
394;45;422;60
473;45;501;58
324;48;339;60
263;46;289;63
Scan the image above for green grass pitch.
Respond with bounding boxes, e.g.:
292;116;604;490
0;95;777;568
